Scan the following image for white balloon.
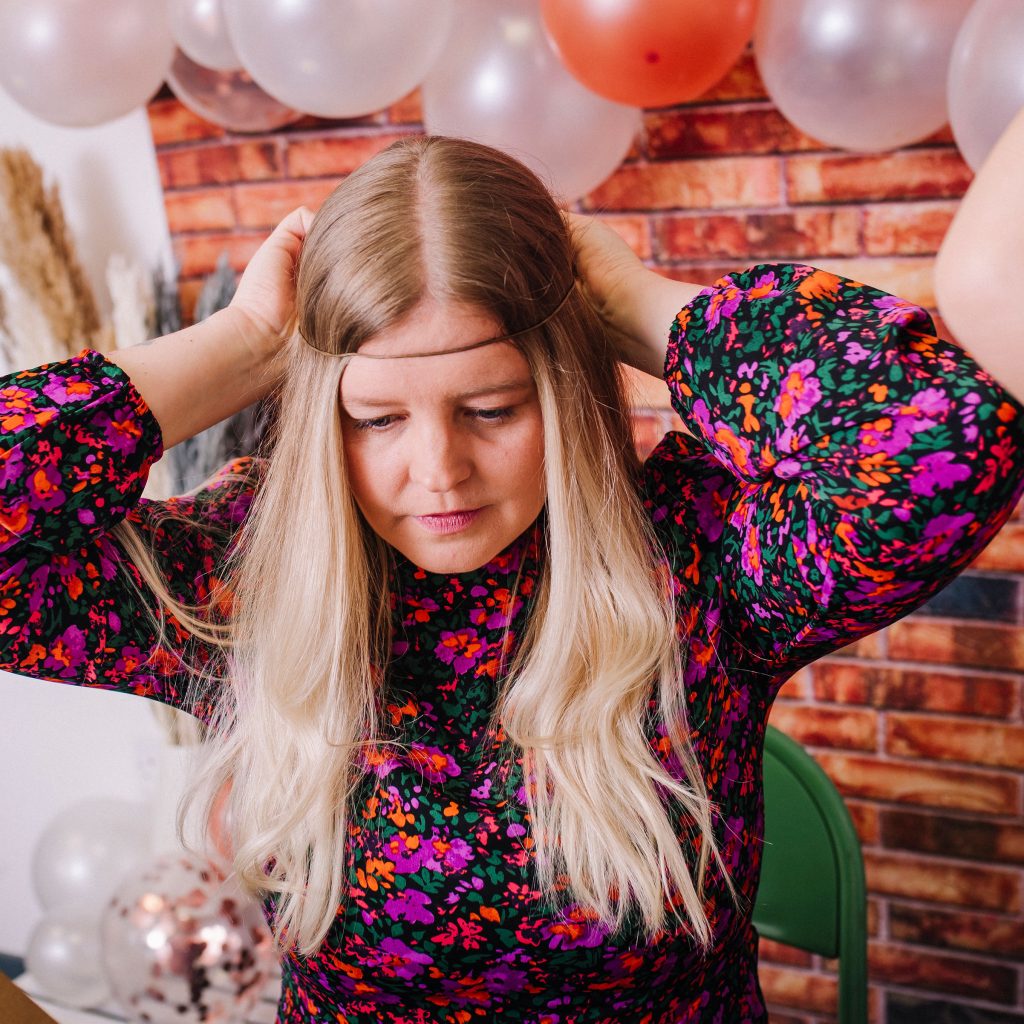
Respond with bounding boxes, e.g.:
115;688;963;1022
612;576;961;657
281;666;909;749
0;0;175;127
756;0;973;152
223;0;454;118
948;0;1024;170
169;0;242;72
27;912;109;1009
32;799;150;914
422;0;641;203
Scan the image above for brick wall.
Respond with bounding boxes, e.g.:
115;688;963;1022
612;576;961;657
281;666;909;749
147;50;1024;1024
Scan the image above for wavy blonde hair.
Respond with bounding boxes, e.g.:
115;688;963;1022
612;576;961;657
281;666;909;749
111;135;729;958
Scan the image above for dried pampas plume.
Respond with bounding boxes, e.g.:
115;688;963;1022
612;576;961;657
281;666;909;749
0;147;101;358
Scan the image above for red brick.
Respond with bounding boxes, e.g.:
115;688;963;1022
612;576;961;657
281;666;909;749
768;705;878;751
387;88;423;125
758;937;813;968
164;188;235;234
786;149;973;205
863;850;1020;911
867;941;1019;1003
886;715;1024;770
655;209;860;261
174;232;265;278
147;97;224;146
814;752;1020;815
812;661;1018;719
159;141;282;189
775;667;811;701
846;800;880;845
889;904;1024;959
234;179;341;229
829;632;886;660
862;201;958;256
697;51;769;103
593;214;652;261
885;619;1024;672
759;966;837;1015
765;1013;812;1024
646;106;821;160
286;132;414;178
969;521;1024;572
805;257;936;309
880;809;1024;866
583;157;781;212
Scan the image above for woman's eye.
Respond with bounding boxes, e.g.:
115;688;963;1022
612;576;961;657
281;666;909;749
471;406;514;423
352;415;397;431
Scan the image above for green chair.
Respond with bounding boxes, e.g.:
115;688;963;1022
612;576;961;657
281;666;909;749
753;725;868;1024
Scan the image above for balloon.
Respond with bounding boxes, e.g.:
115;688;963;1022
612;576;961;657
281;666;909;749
167;49;302;134
32;799;150;914
422;0;642;203
948;0;1024;171
100;852;276;1024
541;0;758;109
223;0;455;119
0;0;175;128
169;0;242;72
755;0;974;152
26;911;109;1009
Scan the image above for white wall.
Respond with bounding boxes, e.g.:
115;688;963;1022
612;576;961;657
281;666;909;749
0;88;174;954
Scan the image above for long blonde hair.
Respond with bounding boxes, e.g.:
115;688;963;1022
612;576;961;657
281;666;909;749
112;135;729;957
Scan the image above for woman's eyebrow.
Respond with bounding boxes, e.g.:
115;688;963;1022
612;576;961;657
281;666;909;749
345;379;534;408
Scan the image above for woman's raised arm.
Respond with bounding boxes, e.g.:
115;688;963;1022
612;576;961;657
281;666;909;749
935;107;1024;406
106;205;314;449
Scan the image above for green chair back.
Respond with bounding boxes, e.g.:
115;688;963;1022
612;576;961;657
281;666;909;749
753;725;868;1024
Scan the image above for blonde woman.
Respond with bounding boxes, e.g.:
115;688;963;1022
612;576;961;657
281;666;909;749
2;135;1022;1023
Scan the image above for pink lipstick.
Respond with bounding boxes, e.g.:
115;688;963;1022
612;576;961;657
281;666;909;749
414;508;482;535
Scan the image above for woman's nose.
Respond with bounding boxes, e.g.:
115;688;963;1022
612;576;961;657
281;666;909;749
408;425;473;493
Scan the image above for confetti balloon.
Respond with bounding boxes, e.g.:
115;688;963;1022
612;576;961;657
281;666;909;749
100;853;277;1024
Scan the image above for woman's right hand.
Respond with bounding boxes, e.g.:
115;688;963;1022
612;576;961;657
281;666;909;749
228;206;315;361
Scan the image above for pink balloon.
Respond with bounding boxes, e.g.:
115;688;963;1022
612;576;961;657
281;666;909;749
0;0;175;127
422;0;641;203
756;0;974;152
948;0;1024;170
167;49;302;134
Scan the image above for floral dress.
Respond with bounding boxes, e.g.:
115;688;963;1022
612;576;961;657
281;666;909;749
2;264;1022;1024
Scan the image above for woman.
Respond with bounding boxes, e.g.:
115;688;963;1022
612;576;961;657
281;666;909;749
2;134;1022;1023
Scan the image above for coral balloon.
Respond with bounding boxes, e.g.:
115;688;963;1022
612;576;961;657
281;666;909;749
0;0;174;127
169;0;242;73
541;0;758;108
100;852;276;1024
168;49;302;133
948;0;1024;170
423;0;641;202
223;0;454;119
756;0;973;152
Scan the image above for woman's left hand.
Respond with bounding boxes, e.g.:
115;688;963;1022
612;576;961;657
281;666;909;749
564;211;702;377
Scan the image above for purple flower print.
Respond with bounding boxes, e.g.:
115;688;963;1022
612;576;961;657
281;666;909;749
434;627;483;673
775;359;822;426
382;831;425;873
543;906;610;950
40;376;97;406
423;831;474;873
374;936;432;980
0;444;25;489
843;340;874;365
384;887;435;925
705;285;743;331
44;624;87;677
407;743;462;784
909;451;972;497
98;408;143;457
873;293;923;327
26;463;66;513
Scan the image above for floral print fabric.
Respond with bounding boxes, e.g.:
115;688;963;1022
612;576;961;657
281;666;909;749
2;263;1022;1023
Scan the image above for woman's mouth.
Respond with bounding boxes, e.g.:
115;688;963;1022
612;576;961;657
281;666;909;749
414;508;482;535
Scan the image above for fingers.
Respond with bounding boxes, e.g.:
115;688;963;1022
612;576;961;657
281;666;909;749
274;205;315;244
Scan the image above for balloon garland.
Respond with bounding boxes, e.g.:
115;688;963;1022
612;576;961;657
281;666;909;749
0;0;1019;194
